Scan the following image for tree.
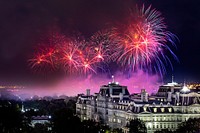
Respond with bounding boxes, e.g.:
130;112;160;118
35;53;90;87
51;108;82;133
127;119;147;133
82;120;100;133
66;99;76;113
0;100;31;133
112;128;123;133
31;123;50;133
155;129;174;133
176;118;200;133
99;124;110;133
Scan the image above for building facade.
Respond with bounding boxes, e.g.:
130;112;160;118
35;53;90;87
76;79;200;133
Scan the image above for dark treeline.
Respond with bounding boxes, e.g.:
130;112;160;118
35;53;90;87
0;98;111;133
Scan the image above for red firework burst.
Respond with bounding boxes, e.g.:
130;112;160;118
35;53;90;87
111;5;178;75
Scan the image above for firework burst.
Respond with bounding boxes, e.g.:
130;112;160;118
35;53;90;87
111;5;178;75
90;30;115;62
29;5;178;77
59;39;83;74
28;46;59;73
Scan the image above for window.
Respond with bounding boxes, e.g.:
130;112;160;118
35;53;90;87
163;117;166;121
153;108;157;112
113;89;122;95
143;107;147;112
118;119;121;123
161;108;165;112
147;123;152;129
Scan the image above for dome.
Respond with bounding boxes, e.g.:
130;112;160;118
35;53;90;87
180;85;190;93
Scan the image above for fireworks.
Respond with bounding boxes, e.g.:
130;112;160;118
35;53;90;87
29;5;178;76
111;5;178;75
29;36;109;74
28;45;60;74
60;40;83;73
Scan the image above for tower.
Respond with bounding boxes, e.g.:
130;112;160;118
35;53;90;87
86;89;90;96
141;89;148;102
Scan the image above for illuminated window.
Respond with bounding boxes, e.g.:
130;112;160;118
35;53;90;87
161;108;165;112
113;118;116;122
163;117;166;121
118;119;121;123
153;108;157;112
168;108;172;112
143;107;147;112
147;123;152;129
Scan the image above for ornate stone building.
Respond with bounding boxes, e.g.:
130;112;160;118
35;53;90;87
76;78;200;133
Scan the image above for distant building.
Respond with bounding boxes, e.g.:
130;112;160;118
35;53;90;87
76;78;200;133
31;115;51;126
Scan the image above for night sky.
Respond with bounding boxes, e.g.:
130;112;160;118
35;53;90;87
0;0;200;85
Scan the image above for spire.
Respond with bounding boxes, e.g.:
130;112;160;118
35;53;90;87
21;102;25;112
112;75;115;83
172;75;174;83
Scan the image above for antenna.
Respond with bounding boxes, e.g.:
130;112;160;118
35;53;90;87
183;79;186;86
172;75;174;83
112;75;115;83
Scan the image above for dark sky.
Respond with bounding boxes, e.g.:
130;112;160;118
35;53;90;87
0;0;200;85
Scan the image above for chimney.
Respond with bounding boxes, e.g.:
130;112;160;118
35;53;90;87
86;89;90;96
141;89;148;102
119;93;123;100
167;91;172;102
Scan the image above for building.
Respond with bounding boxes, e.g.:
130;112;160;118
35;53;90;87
76;78;200;133
31;115;51;126
31;115;52;131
